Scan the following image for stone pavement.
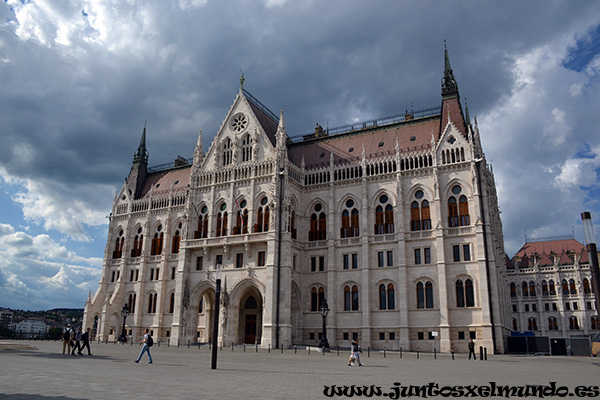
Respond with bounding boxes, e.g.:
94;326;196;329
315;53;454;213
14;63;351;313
0;340;598;400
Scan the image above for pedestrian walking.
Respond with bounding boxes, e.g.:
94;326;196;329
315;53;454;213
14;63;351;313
348;339;363;366
134;329;153;364
61;325;72;356
80;327;93;355
72;327;82;355
468;338;476;360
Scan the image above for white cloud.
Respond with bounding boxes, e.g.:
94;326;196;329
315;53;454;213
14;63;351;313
178;0;208;10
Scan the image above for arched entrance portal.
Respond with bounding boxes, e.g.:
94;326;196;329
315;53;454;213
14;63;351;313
238;289;263;344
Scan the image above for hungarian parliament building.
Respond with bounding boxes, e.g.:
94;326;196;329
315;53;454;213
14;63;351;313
83;47;511;353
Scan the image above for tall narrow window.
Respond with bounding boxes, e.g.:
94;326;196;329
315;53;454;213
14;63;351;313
169;292;175;313
352;253;358;269
257;251;266;267
448;197;459;227
309;204;327;241
414;248;422;265
374;194;394;234
131;228;143;257
569;316;579;330
542;281;549;296
549;280;556;295
583;278;591;294
236;253;244;268
510;283;516;297
311;288;318;311
528;317;538;331
344;286;351;311
151;225;164;256
222;137;232;166
562;280;569;295
233;199;248;235
387;283;395;310
171;223;182;253
529;281;536;297
288;208;297;239
522;281;529;297
195;205;209;238
569;279;577;295
459;195;470;226
465;279;475;307
351;285;359;310
255;197;269;232
128;293;136;314
113;230;124;259
341;199;359;238
216;204;228;237
379;284;387;310
456;280;465;308
448;185;469;227
417;282;425;309
425;281;434;308
241;134;252;162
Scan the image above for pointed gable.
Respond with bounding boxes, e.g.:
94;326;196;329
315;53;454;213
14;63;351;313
579;248;590;264
243;89;279;146
558;250;574;266
538;252;554;267
519;254;531;269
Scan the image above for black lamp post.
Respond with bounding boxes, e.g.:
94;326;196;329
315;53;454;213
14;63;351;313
319;299;330;350
581;212;600;316
119;303;129;343
211;264;222;369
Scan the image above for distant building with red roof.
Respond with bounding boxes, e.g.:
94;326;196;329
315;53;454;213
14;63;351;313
507;238;598;340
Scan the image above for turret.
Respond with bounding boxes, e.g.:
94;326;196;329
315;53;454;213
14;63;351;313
127;123;149;199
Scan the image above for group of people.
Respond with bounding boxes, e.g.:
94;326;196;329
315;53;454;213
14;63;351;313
62;326;92;356
347;339;363;366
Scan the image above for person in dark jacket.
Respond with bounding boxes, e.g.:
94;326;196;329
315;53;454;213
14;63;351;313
80;327;93;355
468;338;476;360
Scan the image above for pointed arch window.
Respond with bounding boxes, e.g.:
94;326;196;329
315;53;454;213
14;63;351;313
448;185;469;227
542;281;548;296
512;318;518;331
410;190;431;231
216;203;228;237
113;230;125;259
510;282;516;298
150;225;164;256
341;199;359;238
241;134;252;162
374;194;394;234
569;279;577;295
311;287;325;312
569;316;579;330
169;292;175;313
128;293;136;314
528;317;538;331
195;205;209;239
522;281;529;297
254;197;270;233
222;137;232;166
171;222;182;253
309;203;326;241
583;278;591;294
549;280;556;295
465;279;475;307
131;228;143;257
529;281;536;297
147;292;157;314
233;199;248;235
591;316;598;330
288;207;297;239
548;317;558;331
562;279;569;295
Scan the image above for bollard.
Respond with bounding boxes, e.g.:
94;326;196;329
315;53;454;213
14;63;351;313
484;347;487;360
337;346;339;356
256;343;258;352
208;342;211;350
244;344;246;352
368;347;371;358
322;346;325;355
188;340;190;349
308;346;310;355
220;342;223;351
434;348;437;359
268;343;271;353
232;342;234;351
281;345;283;354
479;346;483;360
384;347;386;358
167;340;170;348
451;348;455;360
417;348;420;359
295;345;297;354
400;347;402;358
177;339;180;348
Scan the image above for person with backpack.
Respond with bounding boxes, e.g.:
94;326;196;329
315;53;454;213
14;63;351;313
62;325;72;356
71;327;83;355
134;328;153;364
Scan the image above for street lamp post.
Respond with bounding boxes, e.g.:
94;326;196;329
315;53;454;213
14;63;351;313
319;300;330;351
211;264;223;370
119;303;129;343
581;212;600;316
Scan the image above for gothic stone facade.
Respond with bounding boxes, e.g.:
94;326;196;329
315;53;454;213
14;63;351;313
84;49;509;353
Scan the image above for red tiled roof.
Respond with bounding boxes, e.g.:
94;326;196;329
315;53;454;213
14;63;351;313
288;116;439;168
139;166;191;199
513;239;585;259
538;252;553;267
440;97;468;139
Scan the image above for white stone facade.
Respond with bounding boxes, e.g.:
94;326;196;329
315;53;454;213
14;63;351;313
84;51;509;353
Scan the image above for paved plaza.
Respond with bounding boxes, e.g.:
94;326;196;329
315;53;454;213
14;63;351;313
0;340;598;399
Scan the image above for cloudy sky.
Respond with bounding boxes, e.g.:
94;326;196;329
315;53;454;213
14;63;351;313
1;0;599;311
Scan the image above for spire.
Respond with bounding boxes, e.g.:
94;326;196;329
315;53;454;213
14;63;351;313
441;40;459;98
133;121;148;165
465;99;471;127
194;129;204;165
240;70;245;91
276;110;286;150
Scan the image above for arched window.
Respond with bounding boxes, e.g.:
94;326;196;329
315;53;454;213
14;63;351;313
233;199;248;235
147;293;157;314
131;227;143;257
522;281;529;297
222;137;232;166
529;281;536;297
198;296;203;313
465;279;475;307
344;286;351;311
195;205;209;239
379;284;387;310
351;285;359;311
569;316;579;330
241;134;252;162
510;283;516;297
410;190;431;231
416;282;425;309
548;317;558;331
128;293;136;314
310;287;325;312
288;207;297;239
569;279;577;295
255;197;269;233
549;280;556;295
512;318;518;331
456;280;465;308
374;194;394;234
542;281;548;296
562;279;569;295
583;278;591;294
216;203;228;237
341;199;359;238
592;316;598;330
309;203;327;241
528;317;538;331
448;185;469;227
113;230;124;259
425;281;434;309
388;283;395;310
169;292;175;313
150;225;164;256
171;222;182;253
